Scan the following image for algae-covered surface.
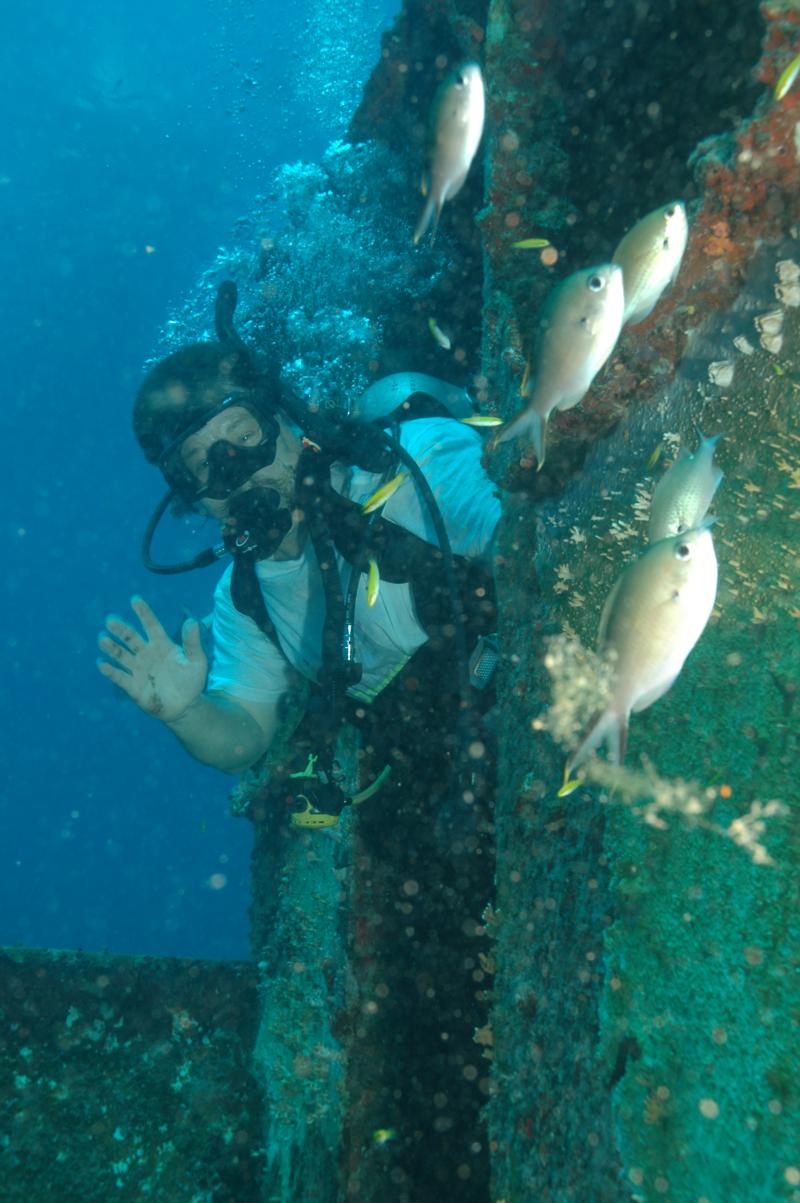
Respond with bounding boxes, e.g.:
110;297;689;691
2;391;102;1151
486;217;800;1203
0;948;261;1202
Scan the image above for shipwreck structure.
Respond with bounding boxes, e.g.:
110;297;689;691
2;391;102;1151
3;1;797;1200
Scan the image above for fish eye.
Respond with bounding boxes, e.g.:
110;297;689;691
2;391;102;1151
674;542;692;561
665;205;676;217
662;237;670;249
456;73;466;86
587;274;604;292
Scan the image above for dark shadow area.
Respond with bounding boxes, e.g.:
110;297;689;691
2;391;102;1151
556;0;765;254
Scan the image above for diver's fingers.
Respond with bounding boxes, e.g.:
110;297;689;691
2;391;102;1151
130;596;169;645
181;618;204;662
98;633;137;666
96;658;133;690
105;616;145;655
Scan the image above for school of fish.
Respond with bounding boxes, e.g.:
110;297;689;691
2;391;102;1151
408;57;725;788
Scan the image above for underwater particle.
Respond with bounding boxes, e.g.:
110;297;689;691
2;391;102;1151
708;360;734;387
144;244;156;254
512;237;551;249
719;784;733;798
208;873;227;889
774;51;800;100
698;1097;720;1119
372;1128;397;1146
785;1167;800;1186
540;245;559;266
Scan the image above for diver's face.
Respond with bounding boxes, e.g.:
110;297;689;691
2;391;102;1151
181;408;302;521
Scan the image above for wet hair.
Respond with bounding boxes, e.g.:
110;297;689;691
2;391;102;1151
133;342;260;463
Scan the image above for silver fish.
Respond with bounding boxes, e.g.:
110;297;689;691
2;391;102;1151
566;525;718;775
492;264;624;468
413;62;485;245
648;432;723;542
612;201;689;326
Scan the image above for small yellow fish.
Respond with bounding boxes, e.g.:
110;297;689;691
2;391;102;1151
512;237;551;249
647;442;664;470
461;414;504;428
556;764;583;798
428;317;452;350
367;557;380;607
372;1128;397;1147
774;51;800;100
361;472;407;514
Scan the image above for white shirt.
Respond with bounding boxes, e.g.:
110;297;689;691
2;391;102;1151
206;417;501;706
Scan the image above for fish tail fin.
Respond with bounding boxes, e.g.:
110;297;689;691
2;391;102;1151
566;707;627;777
413;194;441;245
490;404;547;469
694;427;723;450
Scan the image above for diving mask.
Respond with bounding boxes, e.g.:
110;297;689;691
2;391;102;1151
158;394;280;501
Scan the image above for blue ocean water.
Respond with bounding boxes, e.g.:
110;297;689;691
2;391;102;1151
0;0;397;960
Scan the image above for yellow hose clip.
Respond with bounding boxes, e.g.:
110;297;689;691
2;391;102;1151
289;764;392;830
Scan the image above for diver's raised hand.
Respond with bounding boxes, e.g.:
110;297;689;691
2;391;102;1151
97;596;207;723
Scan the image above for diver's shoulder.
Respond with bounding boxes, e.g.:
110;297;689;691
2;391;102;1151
397;414;477;454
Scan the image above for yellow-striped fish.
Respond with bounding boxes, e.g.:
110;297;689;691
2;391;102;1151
646;442;664;470
461;414;504;428
512;237;551;249
428;317;452;350
366;557;380;607
556;764;583;798
775;51;800;100
372;1128;397;1146
361;472;407;514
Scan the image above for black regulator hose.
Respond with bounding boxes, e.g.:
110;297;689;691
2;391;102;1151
215;280;248;351
380;433;473;741
141;490;226;574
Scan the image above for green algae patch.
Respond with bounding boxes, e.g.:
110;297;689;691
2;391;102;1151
0;947;261;1202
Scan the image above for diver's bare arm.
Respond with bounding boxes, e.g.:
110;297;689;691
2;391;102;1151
97;596;277;773
164;691;279;773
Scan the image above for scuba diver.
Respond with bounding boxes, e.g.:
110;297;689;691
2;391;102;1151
97;283;501;826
